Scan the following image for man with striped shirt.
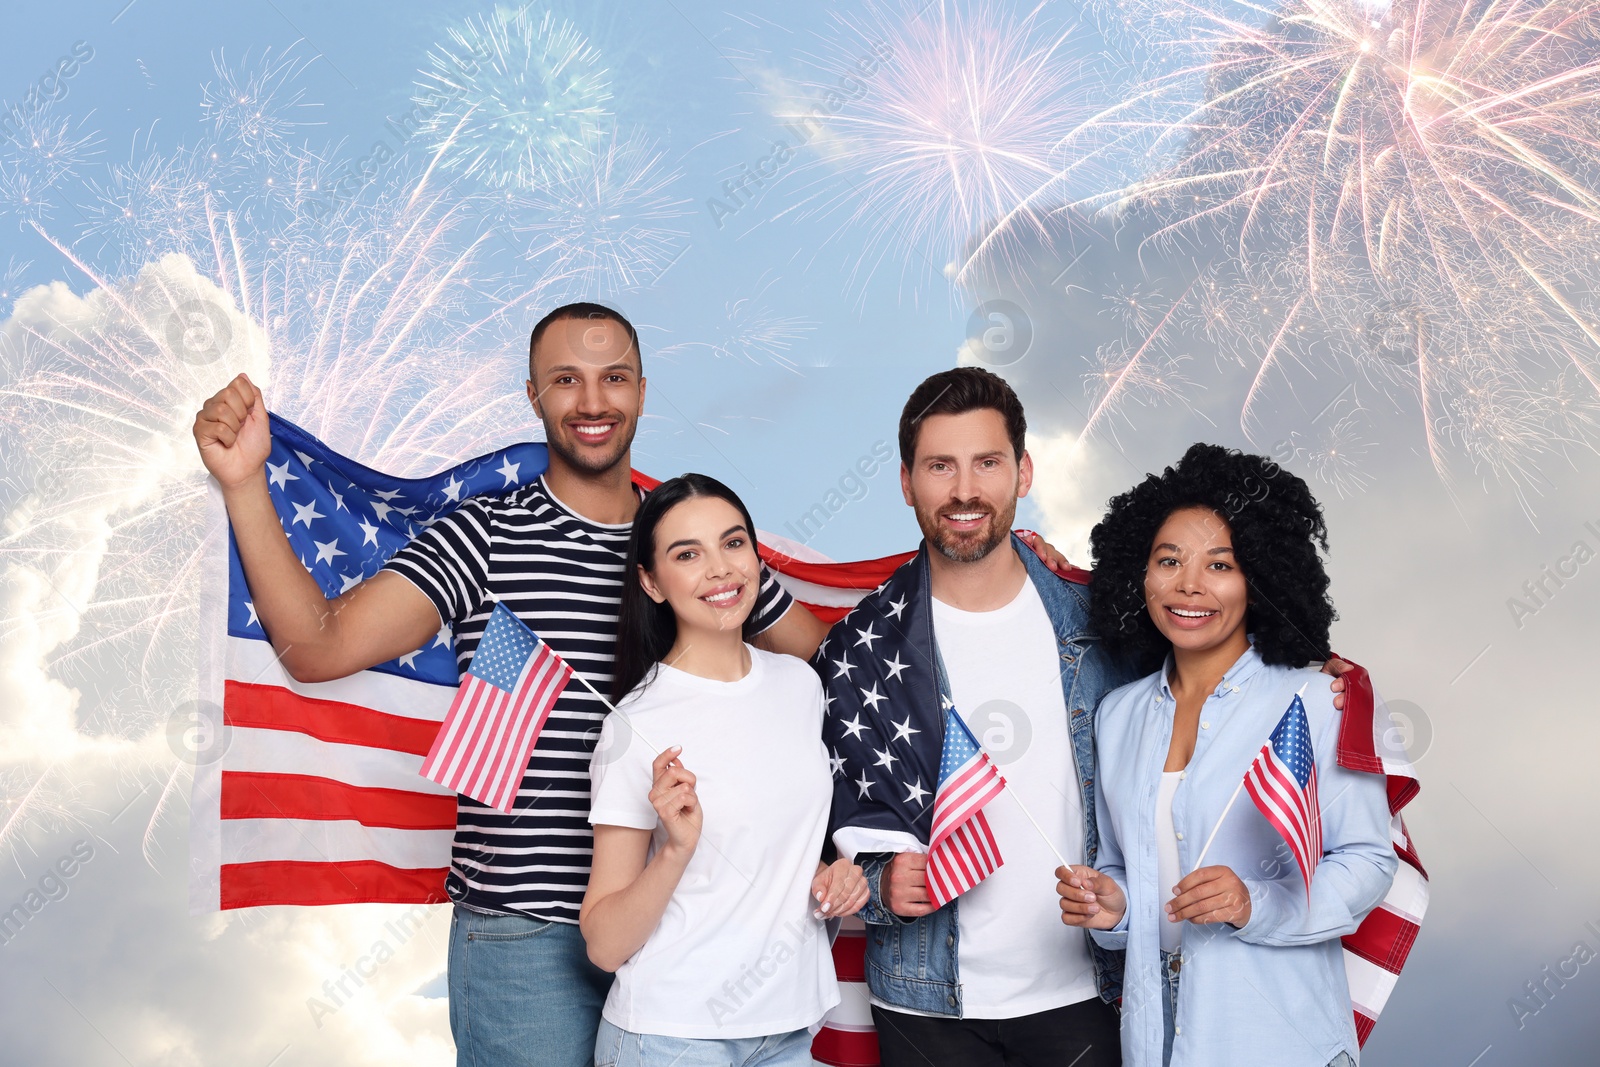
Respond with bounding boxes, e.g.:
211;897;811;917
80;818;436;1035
192;303;829;1067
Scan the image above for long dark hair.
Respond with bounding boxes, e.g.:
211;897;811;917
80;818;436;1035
610;473;764;703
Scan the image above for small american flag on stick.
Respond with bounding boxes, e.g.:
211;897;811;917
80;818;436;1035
419;602;573;814
925;700;1008;907
1243;693;1323;898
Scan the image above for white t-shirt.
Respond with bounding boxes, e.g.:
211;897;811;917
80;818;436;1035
588;647;840;1039
1156;770;1184;954
924;579;1100;1018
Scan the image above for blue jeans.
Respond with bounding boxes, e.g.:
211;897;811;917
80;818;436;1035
448;906;613;1067
1160;950;1182;1067
1160;950;1357;1067
593;1018;815;1067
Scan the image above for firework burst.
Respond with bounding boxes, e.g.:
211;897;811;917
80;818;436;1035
0;765;85;867
512;128;691;297
1;45;570;796
1084;0;1600;485
799;0;1107;292
1280;406;1376;497
1083;340;1198;416
0;258;30;309
0;105;100;225
656;273;817;372
199;47;319;162
81;147;214;268
415;5;612;189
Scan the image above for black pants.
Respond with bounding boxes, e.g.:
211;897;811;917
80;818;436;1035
872;996;1121;1067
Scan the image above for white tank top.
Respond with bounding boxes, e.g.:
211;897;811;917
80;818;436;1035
1156;770;1184;954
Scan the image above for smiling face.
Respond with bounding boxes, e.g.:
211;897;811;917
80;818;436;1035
901;408;1032;563
1143;505;1251;656
638;494;761;638
527;315;644;475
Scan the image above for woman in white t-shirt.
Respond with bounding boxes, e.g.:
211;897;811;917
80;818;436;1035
580;473;867;1067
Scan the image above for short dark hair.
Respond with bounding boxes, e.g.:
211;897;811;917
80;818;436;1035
1088;442;1336;673
898;366;1027;464
528;302;641;375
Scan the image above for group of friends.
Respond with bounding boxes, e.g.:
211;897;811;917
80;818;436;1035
192;303;1400;1067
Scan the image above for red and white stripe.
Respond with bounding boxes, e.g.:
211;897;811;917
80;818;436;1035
192;630;459;910
1243;750;1322;897
192;478;908;912
757;542;910;623
418;640;572;814
928;811;1003;907
1334;663;1428;1046
811;917;880;1067
925;750;1007;908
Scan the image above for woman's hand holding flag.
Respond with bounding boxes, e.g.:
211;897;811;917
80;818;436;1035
648;746;702;858
1166;865;1252;927
1055;865;1126;930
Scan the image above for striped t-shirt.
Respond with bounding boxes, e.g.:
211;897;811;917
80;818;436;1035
383;476;793;921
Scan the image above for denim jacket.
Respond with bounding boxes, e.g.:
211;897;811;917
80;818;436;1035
833;538;1132;1017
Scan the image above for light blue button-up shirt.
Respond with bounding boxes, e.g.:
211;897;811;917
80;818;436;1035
1091;645;1397;1066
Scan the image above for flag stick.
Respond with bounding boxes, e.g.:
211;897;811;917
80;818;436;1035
1003;785;1070;871
568;671;660;753
1190;777;1244;873
565;645;729;756
968;732;1072;872
961;726;1074;874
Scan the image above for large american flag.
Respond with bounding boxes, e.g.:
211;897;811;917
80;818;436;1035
418;603;572;814
189;423;1422;1057
191;415;548;910
191;414;907;912
1241;692;1323;900
925;700;1007;907
819;547;987;865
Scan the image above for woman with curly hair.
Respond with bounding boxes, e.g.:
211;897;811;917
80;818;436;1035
1054;443;1397;1067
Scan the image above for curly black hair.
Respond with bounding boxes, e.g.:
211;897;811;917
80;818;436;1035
1089;442;1336;675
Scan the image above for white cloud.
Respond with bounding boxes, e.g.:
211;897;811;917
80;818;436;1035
0;258;467;1066
2;753;453;1067
0;255;269;763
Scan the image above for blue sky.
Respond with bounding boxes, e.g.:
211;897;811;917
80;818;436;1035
3;0;1051;561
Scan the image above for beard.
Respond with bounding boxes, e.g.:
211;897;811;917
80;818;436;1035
913;493;1018;564
546;417;636;475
